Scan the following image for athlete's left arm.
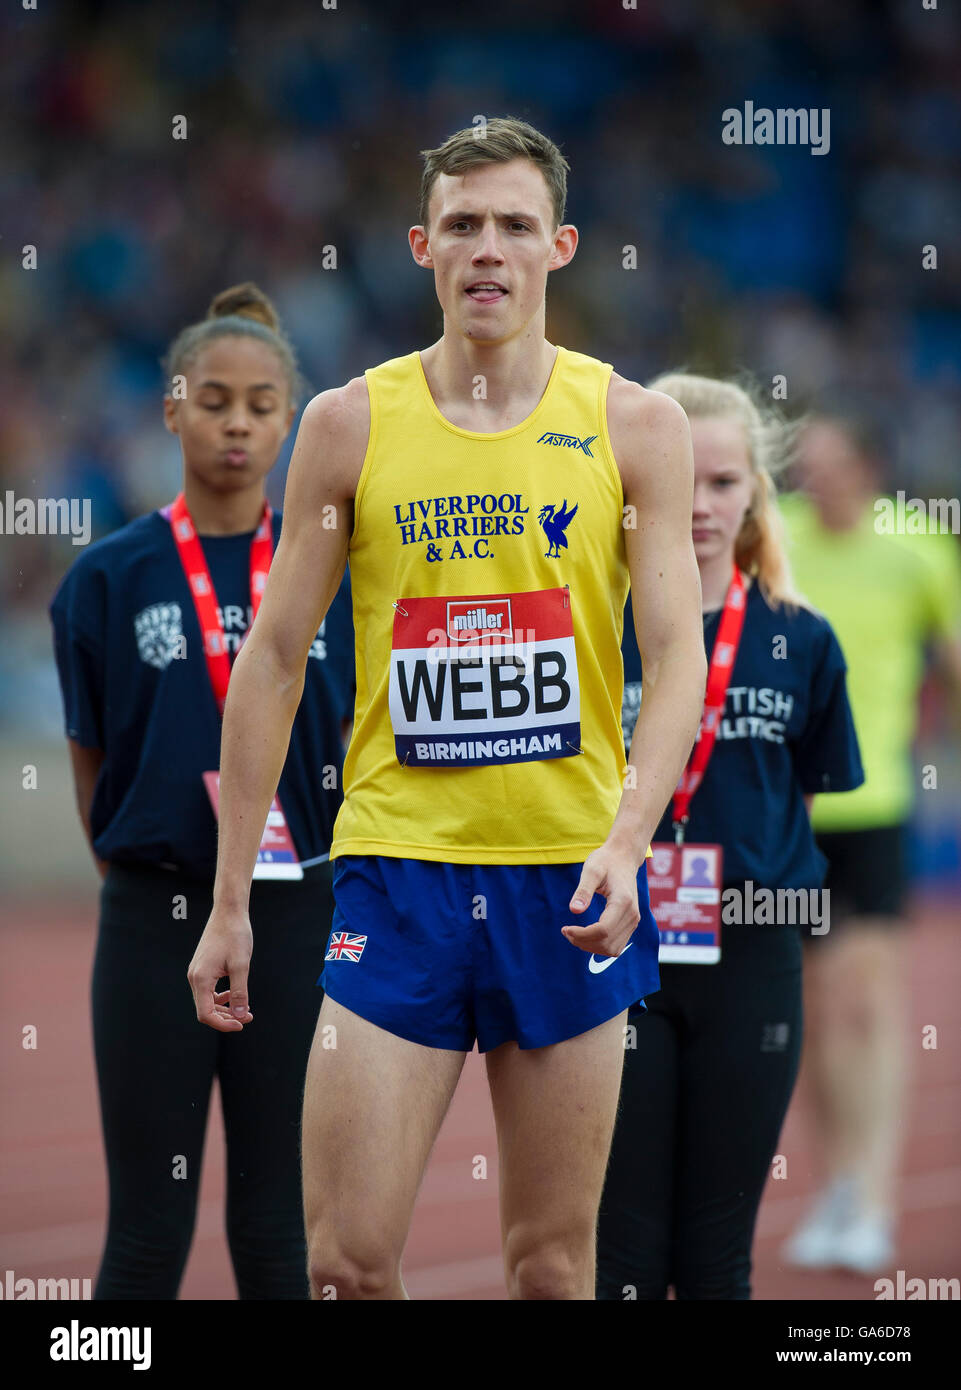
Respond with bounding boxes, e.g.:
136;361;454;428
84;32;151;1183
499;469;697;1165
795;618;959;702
563;378;707;958
929;634;961;737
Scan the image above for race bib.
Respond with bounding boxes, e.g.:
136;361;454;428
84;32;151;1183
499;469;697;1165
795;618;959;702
648;841;722;963
388;588;580;767
202;771;303;880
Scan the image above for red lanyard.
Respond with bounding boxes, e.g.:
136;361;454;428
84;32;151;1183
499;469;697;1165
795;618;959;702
672;563;747;844
168;492;273;715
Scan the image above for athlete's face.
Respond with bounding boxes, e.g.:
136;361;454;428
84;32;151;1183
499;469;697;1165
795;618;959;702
794;421;875;515
690;416;755;565
163;338;295;493
409;158;577;344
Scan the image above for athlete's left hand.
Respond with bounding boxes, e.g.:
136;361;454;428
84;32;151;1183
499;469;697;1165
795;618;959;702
562;843;643;957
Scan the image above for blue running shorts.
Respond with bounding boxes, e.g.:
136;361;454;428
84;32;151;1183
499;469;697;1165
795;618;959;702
318;856;660;1052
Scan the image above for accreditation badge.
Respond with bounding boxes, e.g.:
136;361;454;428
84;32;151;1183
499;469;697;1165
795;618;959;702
648;841;723;963
202;771;303;881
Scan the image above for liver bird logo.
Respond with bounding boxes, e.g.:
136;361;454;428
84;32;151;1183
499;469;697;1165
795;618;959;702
538;499;579;557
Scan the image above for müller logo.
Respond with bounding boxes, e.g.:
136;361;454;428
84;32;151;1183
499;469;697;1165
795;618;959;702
446;598;513;643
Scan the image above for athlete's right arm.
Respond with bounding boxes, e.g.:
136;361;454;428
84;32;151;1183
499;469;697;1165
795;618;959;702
66;739;109;880
188;379;370;1031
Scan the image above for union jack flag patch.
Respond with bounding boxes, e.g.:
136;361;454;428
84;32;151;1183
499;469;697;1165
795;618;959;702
325;931;368;963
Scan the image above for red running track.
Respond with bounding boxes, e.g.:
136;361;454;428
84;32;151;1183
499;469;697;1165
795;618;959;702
1;889;958;1300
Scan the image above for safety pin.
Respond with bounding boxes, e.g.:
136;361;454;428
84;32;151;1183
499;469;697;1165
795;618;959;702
392;600;409;617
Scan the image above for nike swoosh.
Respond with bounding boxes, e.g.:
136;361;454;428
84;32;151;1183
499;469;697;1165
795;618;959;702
588;943;633;974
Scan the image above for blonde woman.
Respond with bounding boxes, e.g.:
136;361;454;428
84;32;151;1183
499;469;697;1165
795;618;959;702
597;373;864;1300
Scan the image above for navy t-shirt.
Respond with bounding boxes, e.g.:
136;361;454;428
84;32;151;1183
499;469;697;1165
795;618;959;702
621;582;864;889
50;510;355;877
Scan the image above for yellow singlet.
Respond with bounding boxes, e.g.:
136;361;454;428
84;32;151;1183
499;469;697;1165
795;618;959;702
781;491;961;831
329;345;650;865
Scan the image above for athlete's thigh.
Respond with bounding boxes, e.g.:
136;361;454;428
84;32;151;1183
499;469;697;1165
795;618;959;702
486;1012;627;1242
806;918;904;1015
302;995;467;1252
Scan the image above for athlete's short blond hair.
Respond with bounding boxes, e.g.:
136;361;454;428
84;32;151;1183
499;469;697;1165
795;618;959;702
418;116;569;233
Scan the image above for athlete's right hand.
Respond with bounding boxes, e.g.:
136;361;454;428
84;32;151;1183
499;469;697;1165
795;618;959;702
188;908;254;1031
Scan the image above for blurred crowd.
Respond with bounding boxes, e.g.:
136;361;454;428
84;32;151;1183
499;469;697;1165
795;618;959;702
2;0;960;738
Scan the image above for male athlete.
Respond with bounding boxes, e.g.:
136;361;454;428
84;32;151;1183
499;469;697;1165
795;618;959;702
189;118;707;1300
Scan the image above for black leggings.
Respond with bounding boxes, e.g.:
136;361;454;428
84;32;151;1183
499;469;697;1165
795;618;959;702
91;860;335;1300
596;921;803;1300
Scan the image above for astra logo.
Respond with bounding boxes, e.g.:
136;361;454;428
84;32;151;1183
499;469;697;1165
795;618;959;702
537;432;597;457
